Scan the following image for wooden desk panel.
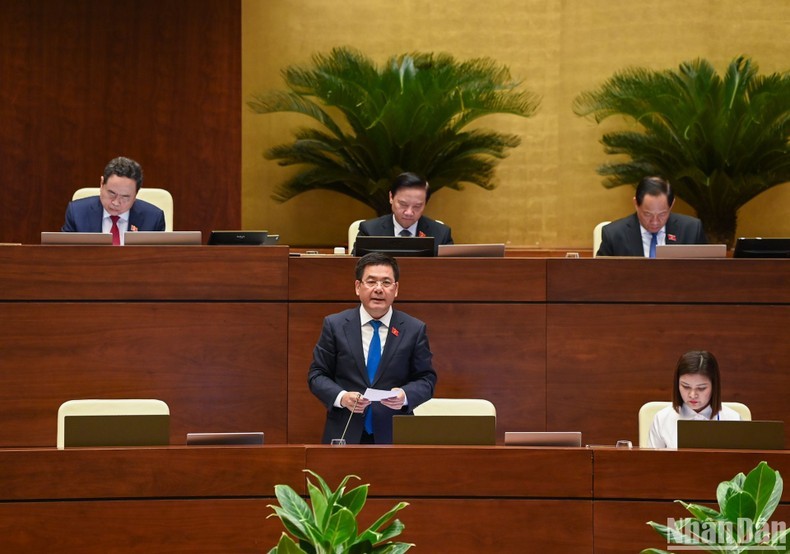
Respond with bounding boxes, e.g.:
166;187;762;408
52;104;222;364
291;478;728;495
595;501;790;553
289;257;547;301
368;498;593;553
593;449;790;501
547;258;790;304
0;245;288;300
288;303;547;444
0;446;305;500
0;499;280;553
0;302;288;446
547;304;790;445
306;445;592;498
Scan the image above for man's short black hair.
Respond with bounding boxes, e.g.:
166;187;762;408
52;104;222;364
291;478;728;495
355;252;400;282
635;176;674;206
390;172;431;202
103;156;144;191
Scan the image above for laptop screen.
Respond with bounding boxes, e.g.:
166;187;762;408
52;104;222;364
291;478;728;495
677;420;785;450
392;415;496;445
64;414;170;447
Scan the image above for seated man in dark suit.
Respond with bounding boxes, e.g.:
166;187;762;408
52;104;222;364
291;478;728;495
308;252;437;444
353;172;453;254
597;176;707;257
61;156;165;245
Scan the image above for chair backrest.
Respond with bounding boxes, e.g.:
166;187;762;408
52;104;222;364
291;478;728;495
413;398;496;417
637;400;752;447
348;219;364;252
57;398;170;449
592;221;611;257
72;187;174;231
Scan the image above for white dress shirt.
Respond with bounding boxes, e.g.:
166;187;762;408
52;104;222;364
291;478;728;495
648;403;741;448
333;306;395;408
102;209;131;245
640;225;666;257
393;215;418;237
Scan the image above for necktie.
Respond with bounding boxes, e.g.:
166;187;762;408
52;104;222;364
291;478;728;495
649;232;658;258
110;215;121;246
365;320;383;434
399;229;412;237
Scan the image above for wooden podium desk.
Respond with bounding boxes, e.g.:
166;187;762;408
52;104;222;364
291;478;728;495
0;445;304;553
545;258;790;445
288;256;549;444
306;444;593;552
1;248;788;450
0;246;290;447
0;444;592;553
592;447;790;553
1;444;788;553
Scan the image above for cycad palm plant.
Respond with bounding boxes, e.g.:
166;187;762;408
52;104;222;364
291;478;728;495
249;47;540;215
573;56;790;246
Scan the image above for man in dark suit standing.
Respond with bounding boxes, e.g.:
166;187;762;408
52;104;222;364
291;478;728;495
308;252;437;444
353;172;453;254
61;157;165;244
597;176;707;257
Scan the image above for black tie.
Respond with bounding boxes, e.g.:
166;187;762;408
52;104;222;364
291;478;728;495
399;229;412;237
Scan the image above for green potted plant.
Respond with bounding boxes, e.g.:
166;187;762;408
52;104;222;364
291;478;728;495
248;46;540;215
573;56;790;246
267;469;413;553
642;461;789;553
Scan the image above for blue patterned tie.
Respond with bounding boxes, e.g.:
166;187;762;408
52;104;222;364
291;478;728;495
364;320;383;434
649;233;658;258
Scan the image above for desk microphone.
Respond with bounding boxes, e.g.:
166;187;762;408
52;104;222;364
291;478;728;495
337;393;361;444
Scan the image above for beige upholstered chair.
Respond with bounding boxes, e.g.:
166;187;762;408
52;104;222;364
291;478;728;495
56;398;170;449
592;221;611;257
413;398;496;417
637;400;751;447
348;219;365;253
72;187;174;231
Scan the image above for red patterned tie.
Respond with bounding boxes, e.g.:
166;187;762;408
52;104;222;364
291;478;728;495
110;215;120;246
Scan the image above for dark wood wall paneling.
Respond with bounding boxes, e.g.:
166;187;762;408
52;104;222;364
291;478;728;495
0;0;241;244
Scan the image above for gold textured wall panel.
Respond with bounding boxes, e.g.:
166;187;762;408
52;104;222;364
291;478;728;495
242;0;789;248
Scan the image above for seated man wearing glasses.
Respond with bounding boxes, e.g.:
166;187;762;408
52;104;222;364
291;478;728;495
308;252;437;445
61;156;165;244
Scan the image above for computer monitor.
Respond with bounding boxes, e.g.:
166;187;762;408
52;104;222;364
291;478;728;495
208;230;268;245
354;236;435;257
733;237;790;258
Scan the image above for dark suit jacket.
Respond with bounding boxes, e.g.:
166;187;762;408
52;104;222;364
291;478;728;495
308;307;437;444
597;213;707;257
61;196;166;232
353;215;453;255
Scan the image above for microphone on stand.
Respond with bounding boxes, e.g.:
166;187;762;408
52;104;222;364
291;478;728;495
334;393;361;445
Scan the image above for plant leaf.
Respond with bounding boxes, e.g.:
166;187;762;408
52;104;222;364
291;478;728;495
270;533;309;554
743;461;783;529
